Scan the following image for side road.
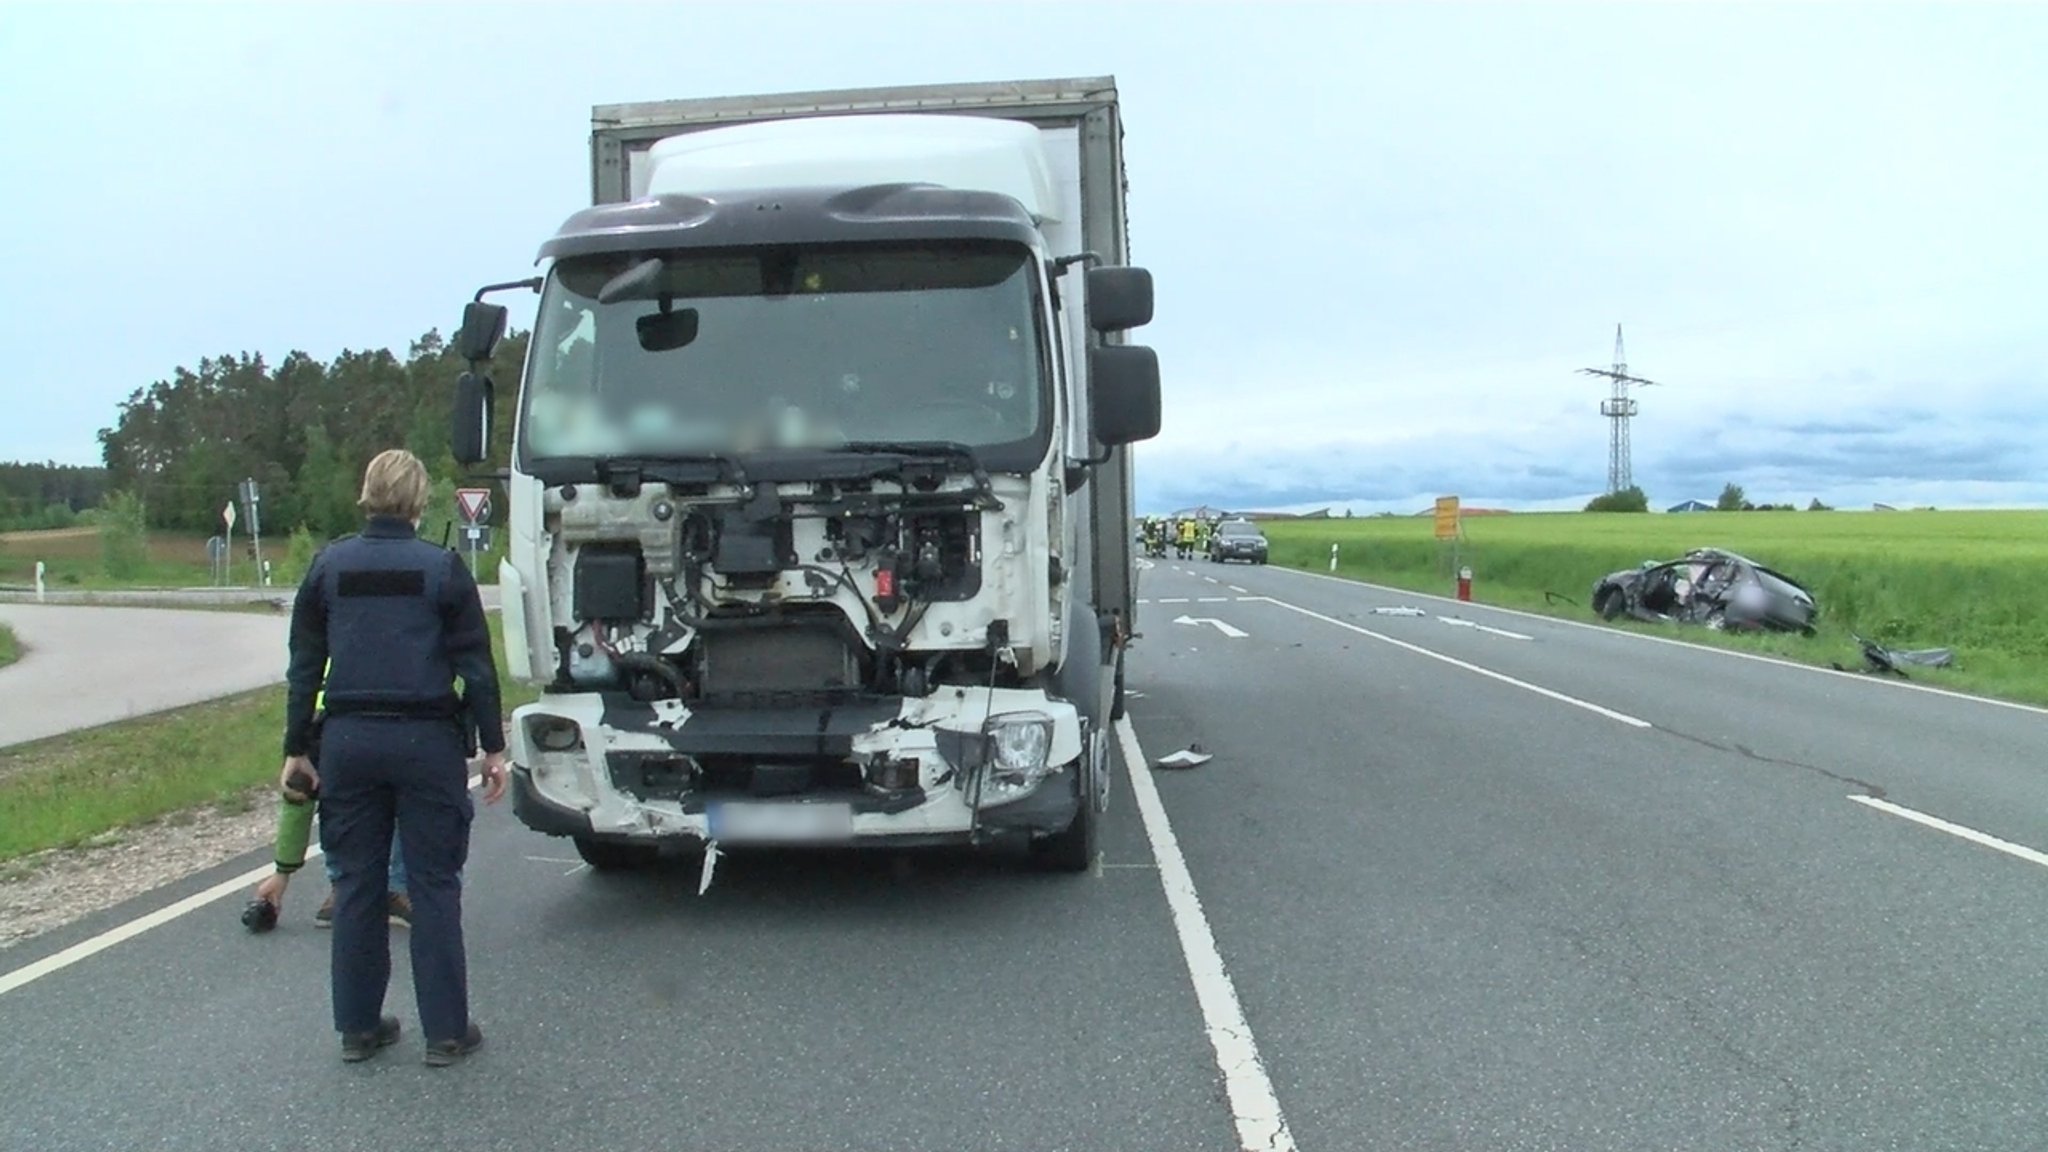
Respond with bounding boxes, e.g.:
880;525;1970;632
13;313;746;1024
0;605;291;749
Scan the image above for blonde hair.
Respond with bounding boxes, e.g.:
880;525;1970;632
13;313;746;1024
358;449;431;520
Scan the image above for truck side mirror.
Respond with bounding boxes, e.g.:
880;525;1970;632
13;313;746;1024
452;371;494;465
1089;345;1161;446
455;302;510;363
1086;266;1153;333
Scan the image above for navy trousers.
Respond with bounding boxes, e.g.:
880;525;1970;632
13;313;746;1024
317;715;474;1043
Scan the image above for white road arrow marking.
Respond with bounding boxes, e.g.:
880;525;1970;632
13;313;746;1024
1175;614;1248;639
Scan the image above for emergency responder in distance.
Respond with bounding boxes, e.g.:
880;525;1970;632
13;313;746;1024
281;448;510;1066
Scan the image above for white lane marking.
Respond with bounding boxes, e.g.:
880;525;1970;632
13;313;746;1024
1436;616;1533;641
1259;596;1650;727
1203;576;1220;584
1197;596;1231;603
1116;717;1296;1152
0;775;484;998
1158;597;1191;604
1174;614;1249;639
1227;585;1248;594
1267;564;2048;718
1849;796;2048;870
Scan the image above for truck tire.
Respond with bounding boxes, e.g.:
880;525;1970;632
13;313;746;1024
1032;793;1097;873
573;836;659;872
1033;727;1106;873
1594;587;1625;621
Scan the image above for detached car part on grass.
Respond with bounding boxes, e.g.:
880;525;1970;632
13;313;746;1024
1846;634;1955;677
1591;548;1818;635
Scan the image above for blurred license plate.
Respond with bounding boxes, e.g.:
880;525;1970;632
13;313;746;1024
708;801;854;843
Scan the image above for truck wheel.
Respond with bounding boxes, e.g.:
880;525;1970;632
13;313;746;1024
1032;796;1096;873
573;836;659;872
1032;733;1104;873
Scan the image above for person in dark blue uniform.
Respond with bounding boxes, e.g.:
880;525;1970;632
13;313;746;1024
281;448;510;1066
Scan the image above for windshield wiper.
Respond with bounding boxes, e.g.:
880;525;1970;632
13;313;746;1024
837;441;1000;508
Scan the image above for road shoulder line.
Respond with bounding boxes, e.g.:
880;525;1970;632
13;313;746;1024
1115;716;1297;1152
0;775;482;998
1265;564;2048;718
1250;595;1651;728
1849;795;2048;870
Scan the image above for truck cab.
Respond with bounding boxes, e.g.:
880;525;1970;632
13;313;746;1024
449;79;1159;875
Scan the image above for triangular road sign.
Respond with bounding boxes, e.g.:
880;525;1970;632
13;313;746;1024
456;488;492;524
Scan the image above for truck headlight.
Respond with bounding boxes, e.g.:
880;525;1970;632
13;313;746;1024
979;711;1055;803
526;715;584;753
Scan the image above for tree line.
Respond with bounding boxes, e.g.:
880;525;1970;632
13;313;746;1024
89;329;528;542
0;463;107;531
1584;482;1835;513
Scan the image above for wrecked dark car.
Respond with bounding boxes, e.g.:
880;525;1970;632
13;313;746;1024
1591;548;1817;634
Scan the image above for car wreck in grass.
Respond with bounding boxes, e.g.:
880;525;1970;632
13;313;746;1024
1591;548;1818;635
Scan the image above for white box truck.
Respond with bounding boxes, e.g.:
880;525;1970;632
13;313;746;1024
449;76;1159;873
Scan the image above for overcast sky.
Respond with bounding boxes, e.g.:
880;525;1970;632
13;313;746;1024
3;1;2042;514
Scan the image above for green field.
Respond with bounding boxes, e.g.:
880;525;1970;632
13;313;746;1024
0;527;218;590
1261;509;2048;706
0;622;16;669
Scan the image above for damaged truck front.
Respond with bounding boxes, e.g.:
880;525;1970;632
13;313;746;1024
449;78;1160;874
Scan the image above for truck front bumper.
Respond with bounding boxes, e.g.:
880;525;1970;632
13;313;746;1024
507;688;1093;849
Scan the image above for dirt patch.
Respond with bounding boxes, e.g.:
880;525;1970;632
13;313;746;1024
0;527;96;545
0;789;283;950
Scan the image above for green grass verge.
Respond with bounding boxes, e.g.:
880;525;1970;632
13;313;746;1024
0;622;16;669
0;614;541;863
1262;509;2048;708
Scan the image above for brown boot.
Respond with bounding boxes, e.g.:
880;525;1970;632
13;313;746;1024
387;891;413;928
314;892;335;928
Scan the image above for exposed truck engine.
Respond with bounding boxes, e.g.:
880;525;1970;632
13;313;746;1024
448;78;1160;874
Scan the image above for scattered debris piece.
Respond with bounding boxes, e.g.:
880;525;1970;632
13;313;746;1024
1590;547;1817;635
1833;635;1956;678
697;841;722;895
1154;744;1212;770
1371;606;1428;617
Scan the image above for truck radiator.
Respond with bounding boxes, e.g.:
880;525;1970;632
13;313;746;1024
698;623;862;697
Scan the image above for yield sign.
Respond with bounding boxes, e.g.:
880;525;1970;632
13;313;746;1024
456;488;493;524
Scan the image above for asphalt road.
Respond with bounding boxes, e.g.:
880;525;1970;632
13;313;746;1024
4;559;2047;1150
0;604;291;748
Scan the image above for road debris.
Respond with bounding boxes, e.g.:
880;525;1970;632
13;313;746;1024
1154;744;1213;770
697;841;723;895
1834;635;1956;678
1370;606;1427;617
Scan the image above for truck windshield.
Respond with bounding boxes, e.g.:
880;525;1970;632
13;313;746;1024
519;241;1048;468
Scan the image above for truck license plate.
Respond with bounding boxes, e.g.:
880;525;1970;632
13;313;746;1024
707;801;855;844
